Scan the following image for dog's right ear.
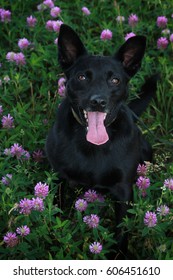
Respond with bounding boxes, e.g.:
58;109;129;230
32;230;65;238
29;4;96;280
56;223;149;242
115;36;146;77
58;24;87;70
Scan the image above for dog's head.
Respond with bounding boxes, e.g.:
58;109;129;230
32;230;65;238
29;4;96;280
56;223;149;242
58;24;146;145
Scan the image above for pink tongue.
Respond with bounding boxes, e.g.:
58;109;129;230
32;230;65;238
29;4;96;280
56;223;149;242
86;112;109;145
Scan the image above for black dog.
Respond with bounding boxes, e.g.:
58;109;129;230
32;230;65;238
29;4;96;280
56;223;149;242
46;24;157;258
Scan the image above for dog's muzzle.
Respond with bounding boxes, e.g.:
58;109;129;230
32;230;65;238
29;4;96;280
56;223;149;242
71;102;122;146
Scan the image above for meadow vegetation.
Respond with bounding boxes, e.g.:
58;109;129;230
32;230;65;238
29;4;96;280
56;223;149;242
0;0;173;259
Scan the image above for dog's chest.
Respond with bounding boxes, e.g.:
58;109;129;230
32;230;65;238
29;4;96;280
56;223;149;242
54;114;139;186
58;139;130;186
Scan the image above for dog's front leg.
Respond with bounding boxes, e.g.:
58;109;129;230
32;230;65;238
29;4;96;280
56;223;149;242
111;182;132;223
111;183;133;259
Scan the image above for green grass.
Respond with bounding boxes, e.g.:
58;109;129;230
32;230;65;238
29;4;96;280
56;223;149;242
0;0;173;260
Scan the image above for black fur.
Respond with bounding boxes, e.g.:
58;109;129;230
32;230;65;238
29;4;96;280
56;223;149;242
46;25;157;259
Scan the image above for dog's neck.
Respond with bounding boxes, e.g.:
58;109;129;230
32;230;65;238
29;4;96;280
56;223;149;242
71;107;84;126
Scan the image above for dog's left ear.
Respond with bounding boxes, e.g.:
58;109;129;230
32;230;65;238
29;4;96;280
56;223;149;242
115;36;146;77
58;24;87;70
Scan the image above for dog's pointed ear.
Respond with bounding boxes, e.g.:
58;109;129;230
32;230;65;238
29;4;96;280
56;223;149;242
115;36;146;77
58;24;87;70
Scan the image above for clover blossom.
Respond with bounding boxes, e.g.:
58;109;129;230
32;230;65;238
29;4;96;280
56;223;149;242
162;29;170;35
84;189;98;202
22;150;30;160
157;16;168;28
27;15;37;27
137;163;148;177
83;214;100;228
1;114;14;129
32;149;44;162
32;197;44;212
18;38;30;50
170;34;173;43
14;52;26;65
53;20;63;32
10;143;24;158
3;75;10;83
6;52;26;65
46;20;55;31
136;176;150;189
37;4;46;11
0;9;11;22
75;199;88;212
100;29;112;40
157;37;169;49
89;242;102;254
43;0;54;9
19;198;33;215
58;77;66;97
4;148;11;156
163;178;173;190
16;225;30;236
128;14;138;27
8;143;30;160
34;182;49;198
50;7;61;18
157;205;170;216
3;232;18;247
144;211;157;227
116;16;125;23
1;174;12;185
6;52;16;62
136;176;150;196
125;32;136;41
82;7;91;16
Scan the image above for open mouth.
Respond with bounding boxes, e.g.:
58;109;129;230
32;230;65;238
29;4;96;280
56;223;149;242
73;105;120;145
83;110;109;145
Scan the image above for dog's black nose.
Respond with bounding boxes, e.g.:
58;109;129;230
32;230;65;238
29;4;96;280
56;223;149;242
90;95;107;109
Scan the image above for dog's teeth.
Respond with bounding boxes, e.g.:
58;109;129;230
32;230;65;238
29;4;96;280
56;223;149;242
86;126;88;131
83;110;88;120
83;110;86;117
104;113;107;120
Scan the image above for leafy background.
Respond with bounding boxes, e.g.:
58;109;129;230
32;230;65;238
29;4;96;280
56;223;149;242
0;0;173;259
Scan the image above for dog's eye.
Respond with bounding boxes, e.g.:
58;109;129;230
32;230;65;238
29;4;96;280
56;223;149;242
78;74;86;81
111;77;120;85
